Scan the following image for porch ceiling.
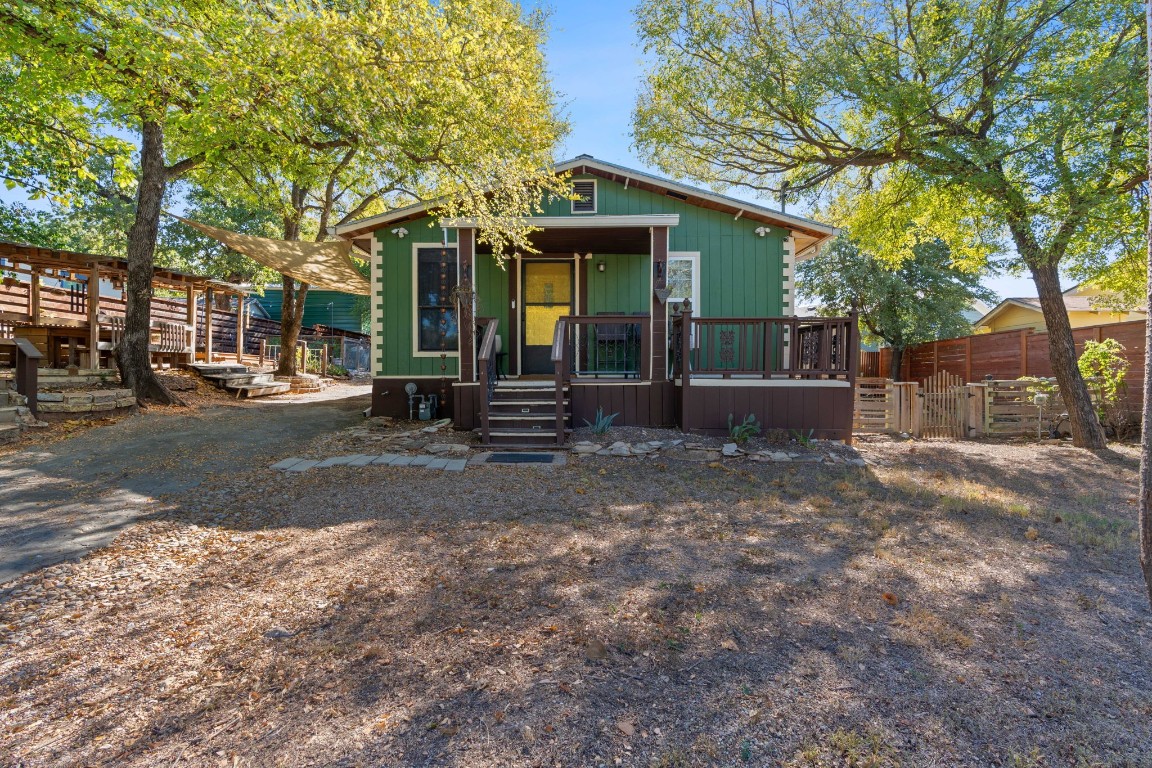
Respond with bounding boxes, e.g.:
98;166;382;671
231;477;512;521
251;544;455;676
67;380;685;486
475;226;651;256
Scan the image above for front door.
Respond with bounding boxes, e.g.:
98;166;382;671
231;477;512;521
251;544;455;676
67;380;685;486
521;260;573;375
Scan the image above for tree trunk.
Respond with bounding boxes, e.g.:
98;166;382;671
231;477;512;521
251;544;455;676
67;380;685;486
1028;260;1104;449
1139;0;1151;608
275;274;310;376
117;120;182;405
888;347;904;382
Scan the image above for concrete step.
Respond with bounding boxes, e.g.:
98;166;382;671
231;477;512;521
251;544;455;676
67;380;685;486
186;363;249;375
215;373;276;387
230;382;292;398
0;423;20;445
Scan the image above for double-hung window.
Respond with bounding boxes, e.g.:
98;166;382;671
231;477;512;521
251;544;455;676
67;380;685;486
415;246;459;354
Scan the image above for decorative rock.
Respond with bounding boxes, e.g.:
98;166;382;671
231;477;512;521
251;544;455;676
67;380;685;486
769;452;792;462
609;442;633;457
571;442;601;454
426;443;469;455
722;443;741;457
684;442;710;450
37;392;64;402
847;458;868;467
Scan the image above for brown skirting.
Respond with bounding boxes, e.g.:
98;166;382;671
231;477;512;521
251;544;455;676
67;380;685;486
680;383;854;442
372;378;457;420
410;378;854;442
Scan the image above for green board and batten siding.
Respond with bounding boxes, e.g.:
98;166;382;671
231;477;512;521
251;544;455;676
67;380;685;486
537;175;787;318
254;289;364;333
369;173;788;376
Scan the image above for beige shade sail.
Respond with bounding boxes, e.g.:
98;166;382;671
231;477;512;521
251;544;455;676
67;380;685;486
173;216;371;295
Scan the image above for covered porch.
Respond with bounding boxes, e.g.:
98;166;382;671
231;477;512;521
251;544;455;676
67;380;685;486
449;220;858;444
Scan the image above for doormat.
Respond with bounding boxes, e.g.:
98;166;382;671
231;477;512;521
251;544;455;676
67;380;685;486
487;453;556;464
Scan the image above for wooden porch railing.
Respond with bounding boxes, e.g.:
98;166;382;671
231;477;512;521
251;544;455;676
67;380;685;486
670;308;858;382
558;314;651;380
551;318;568;446
477;317;500;444
1;337;43;417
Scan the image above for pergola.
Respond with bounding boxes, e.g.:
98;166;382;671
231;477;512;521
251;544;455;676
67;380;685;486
0;241;247;368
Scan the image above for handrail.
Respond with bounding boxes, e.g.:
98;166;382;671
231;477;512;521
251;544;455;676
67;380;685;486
477;318;499;445
551;318;567;446
1;336;43;417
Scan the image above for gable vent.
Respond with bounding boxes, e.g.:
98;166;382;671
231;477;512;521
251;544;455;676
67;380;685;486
664;190;688;201
572;180;596;213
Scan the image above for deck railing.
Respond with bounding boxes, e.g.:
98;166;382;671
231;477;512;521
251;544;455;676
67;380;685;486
551;318;568;445
477;317;500;444
559;314;651;380
670;307;858;381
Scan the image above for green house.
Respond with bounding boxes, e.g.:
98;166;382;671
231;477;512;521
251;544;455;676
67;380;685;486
254;288;364;334
335;156;858;443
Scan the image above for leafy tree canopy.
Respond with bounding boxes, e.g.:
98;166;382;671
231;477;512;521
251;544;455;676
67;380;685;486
632;0;1144;448
799;236;996;376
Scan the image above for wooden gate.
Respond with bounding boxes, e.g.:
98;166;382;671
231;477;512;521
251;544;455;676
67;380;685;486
918;371;967;438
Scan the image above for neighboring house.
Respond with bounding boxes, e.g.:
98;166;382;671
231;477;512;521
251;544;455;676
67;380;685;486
975;284;1146;333
253;287;364;333
333;155;855;443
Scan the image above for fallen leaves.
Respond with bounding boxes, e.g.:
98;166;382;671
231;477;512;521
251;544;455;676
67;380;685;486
720;638;739;652
881;592;900;606
616;719;636;736
584;638;609;660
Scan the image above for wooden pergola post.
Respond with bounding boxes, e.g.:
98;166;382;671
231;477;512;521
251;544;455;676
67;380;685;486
29;267;40;324
235;293;245;363
186;286;197;361
204;288;215;362
87;266;100;369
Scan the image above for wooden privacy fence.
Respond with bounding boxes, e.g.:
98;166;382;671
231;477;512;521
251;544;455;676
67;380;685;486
859;318;1145;420
853;378;919;434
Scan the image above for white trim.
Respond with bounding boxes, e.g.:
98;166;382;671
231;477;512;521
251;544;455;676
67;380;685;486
569;380;653;387
441;214;679;229
782;235;796;317
677;378;850;388
370;232;384;377
376;375;458;379
571;178;597;214
411;242;461;359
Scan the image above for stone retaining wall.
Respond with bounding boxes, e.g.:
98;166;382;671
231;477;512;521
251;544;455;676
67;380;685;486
36;388;137;421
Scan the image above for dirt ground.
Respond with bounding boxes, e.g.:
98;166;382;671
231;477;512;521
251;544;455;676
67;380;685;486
1;419;1148;767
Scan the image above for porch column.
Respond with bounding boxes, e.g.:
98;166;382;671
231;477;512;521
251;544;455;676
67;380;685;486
457;227;475;382
650;225;669;381
87;266;99;368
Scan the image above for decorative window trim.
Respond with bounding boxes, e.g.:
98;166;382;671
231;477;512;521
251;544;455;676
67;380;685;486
411;242;460;358
571;179;597;214
667;251;701;312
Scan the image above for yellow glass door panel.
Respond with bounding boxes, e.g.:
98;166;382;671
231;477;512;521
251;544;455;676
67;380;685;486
522;261;573;374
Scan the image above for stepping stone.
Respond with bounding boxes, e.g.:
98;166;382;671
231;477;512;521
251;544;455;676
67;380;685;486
286;459;319;472
388;455;415;467
316;455;358;468
410;456;434;467
443;459;467;472
370;454;400;465
348;455;379;467
270;458;306;470
426;458;450;470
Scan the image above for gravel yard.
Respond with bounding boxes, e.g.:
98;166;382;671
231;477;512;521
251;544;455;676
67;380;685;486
1;420;1148;767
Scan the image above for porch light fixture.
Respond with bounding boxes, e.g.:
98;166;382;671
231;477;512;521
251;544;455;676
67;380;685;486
754;226;770;237
391;227;408;238
597;260;606;273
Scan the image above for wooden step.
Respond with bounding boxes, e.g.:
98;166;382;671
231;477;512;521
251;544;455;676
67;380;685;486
230;382;292;398
491;399;570;406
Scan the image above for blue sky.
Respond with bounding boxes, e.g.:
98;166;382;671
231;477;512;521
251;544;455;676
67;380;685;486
1;0;1041;301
